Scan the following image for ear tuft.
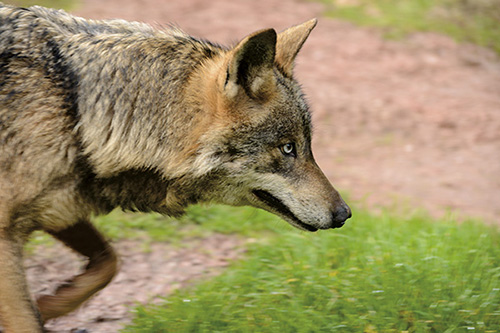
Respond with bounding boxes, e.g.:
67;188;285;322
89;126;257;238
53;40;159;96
276;19;317;77
225;28;277;100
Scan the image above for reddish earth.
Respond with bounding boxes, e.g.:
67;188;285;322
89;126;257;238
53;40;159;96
24;0;500;331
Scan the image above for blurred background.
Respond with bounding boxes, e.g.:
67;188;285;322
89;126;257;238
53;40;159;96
7;0;500;331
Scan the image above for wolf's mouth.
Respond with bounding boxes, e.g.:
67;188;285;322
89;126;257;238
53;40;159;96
252;189;318;232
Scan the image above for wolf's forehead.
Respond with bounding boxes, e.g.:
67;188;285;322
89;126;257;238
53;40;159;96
271;77;312;133
244;91;311;147
227;76;312;147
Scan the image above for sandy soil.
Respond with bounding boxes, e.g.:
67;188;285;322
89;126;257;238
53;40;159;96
23;0;500;331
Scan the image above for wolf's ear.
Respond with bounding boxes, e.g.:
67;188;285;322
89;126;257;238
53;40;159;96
225;28;277;100
276;18;317;77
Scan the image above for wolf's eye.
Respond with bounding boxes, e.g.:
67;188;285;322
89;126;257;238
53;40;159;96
281;143;296;157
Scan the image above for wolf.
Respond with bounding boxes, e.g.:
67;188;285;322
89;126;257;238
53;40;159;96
0;2;351;331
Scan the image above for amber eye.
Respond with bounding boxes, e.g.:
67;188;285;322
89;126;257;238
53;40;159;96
281;143;296;157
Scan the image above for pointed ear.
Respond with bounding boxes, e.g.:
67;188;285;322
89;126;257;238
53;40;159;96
225;28;277;100
276;18;317;77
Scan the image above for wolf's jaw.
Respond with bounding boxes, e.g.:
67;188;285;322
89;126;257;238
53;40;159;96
252;189;318;232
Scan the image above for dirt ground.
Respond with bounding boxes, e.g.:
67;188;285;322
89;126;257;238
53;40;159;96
24;0;500;331
27;235;245;332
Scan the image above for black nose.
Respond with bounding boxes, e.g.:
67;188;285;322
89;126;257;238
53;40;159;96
331;204;352;228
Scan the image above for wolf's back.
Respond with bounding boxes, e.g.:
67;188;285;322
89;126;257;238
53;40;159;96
0;2;158;38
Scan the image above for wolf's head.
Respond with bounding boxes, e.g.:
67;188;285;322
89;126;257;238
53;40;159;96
184;20;351;232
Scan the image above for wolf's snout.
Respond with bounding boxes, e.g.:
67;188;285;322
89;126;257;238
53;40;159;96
330;203;351;228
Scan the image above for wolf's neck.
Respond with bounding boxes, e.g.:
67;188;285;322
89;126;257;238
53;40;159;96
78;161;224;216
65;34;222;179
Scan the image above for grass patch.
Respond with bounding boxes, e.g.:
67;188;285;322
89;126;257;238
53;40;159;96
25;205;291;249
25;204;285;251
321;0;500;55
91;205;284;243
125;207;500;332
2;0;79;10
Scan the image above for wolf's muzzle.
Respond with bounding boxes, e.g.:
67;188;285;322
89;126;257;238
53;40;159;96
252;189;319;232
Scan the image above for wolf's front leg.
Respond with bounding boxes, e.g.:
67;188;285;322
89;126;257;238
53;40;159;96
0;230;43;332
37;219;118;322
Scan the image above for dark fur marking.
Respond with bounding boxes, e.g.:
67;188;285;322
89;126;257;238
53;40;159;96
5;89;17;101
76;160;170;213
0;51;19;89
43;38;80;125
224;67;230;88
202;46;216;59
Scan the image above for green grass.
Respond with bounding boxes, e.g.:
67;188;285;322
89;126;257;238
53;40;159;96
91;205;285;243
25;204;285;252
320;0;500;55
124;207;500;332
3;0;79;10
